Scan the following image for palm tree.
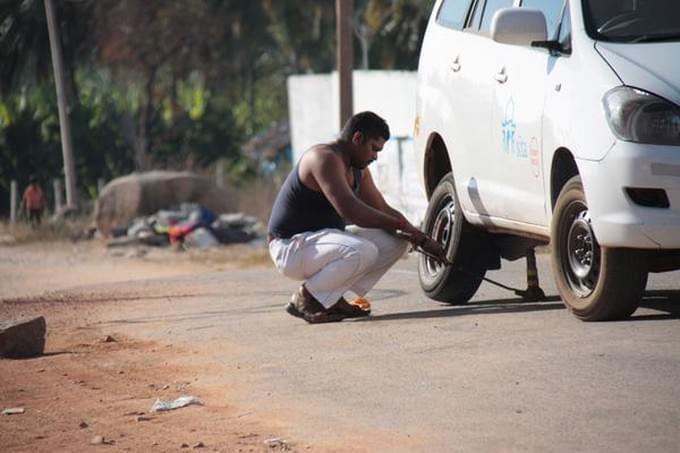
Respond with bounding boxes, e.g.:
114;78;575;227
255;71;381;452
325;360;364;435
0;0;51;95
0;0;93;96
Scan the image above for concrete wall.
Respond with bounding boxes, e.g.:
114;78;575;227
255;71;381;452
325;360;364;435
287;70;427;224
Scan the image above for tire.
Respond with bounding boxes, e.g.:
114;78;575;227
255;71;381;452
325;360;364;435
551;176;648;321
418;173;487;304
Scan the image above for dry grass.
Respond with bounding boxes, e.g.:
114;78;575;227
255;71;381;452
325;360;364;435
232;177;281;224
0;217;92;245
184;243;272;269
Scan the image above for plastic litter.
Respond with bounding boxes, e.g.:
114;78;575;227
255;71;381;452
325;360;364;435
150;396;202;412
3;407;25;415
264;438;290;450
183;227;219;248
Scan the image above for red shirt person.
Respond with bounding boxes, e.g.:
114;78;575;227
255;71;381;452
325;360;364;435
22;178;45;226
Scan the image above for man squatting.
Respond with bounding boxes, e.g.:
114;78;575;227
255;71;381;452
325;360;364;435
267;111;447;323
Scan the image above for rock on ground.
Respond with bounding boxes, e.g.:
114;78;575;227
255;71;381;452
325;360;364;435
0;316;46;358
94;171;236;236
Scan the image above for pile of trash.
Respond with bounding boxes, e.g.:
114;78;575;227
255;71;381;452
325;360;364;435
107;203;263;249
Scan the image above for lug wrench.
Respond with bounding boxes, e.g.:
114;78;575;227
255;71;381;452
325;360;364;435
399;231;546;301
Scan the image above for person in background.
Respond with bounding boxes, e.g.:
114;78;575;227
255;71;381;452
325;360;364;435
22;176;45;227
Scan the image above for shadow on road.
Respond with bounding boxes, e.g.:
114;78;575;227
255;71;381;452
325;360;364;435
630;290;680;321
357;295;564;322
359;288;407;302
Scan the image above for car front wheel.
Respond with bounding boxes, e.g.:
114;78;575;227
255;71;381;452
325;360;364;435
551;176;648;321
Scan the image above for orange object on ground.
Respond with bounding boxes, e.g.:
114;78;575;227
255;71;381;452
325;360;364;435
350;296;371;311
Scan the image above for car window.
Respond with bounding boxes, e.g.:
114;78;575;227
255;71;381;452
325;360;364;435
478;0;515;34
468;0;485;29
521;0;565;39
438;0;475;30
583;0;680;42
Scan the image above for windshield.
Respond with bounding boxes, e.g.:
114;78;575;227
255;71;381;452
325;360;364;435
583;0;680;43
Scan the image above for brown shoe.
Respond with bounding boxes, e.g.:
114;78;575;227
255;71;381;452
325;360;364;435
285;286;345;324
328;297;370;318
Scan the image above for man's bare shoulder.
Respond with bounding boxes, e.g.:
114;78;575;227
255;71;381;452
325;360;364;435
301;144;343;169
307;144;340;159
298;143;348;191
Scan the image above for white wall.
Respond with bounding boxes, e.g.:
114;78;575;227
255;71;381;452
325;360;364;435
287;70;427;224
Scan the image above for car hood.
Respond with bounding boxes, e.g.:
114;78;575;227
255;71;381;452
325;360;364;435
596;41;680;105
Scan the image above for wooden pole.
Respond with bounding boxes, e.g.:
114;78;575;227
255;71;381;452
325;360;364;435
336;0;354;130
215;159;225;189
10;180;17;223
53;179;63;213
44;0;77;209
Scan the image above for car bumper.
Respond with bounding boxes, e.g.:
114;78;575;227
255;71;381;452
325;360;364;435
578;141;680;249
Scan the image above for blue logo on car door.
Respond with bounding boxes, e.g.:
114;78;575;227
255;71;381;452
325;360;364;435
501;98;528;159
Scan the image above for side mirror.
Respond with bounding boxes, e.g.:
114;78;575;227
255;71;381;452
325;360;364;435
490;8;547;46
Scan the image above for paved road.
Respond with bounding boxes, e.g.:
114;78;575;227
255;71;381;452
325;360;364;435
90;253;680;452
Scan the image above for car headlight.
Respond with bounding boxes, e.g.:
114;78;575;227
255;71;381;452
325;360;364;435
603;86;680;146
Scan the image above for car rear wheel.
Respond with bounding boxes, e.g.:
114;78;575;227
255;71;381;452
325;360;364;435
418;173;486;304
551;176;648;321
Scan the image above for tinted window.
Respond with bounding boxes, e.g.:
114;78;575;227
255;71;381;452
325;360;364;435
479;0;515;33
521;0;565;39
438;0;474;30
583;0;680;42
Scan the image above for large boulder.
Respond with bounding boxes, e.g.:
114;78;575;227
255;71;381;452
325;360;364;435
0;316;46;358
94;171;235;236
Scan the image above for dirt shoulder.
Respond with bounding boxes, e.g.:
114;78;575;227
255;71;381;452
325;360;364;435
0;240;306;453
0;240;272;300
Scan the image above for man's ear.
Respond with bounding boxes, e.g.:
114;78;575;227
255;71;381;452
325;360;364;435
351;131;365;145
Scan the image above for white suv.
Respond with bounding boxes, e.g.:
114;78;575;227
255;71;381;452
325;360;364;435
414;0;680;320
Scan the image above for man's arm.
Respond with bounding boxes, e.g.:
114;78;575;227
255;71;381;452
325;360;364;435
303;148;447;262
357;169;423;234
307;149;403;231
357;168;449;262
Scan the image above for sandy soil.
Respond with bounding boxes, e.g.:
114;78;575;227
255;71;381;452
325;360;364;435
0;240;302;453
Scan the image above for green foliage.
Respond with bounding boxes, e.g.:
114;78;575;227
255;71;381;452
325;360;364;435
0;86;62;204
0;0;433;217
152;97;243;168
70;75;135;194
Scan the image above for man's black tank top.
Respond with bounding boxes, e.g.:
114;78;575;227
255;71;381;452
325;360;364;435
267;161;361;239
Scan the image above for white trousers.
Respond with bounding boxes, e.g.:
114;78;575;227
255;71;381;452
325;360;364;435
268;226;409;308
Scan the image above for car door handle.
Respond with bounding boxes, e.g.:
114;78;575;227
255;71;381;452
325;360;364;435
450;56;461;73
494;67;508;84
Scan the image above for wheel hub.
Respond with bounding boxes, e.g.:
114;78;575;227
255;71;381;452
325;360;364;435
564;208;600;297
568;213;594;278
425;197;454;275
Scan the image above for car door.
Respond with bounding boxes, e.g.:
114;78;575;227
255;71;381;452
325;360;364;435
483;1;566;225
453;0;518;218
423;0;512;217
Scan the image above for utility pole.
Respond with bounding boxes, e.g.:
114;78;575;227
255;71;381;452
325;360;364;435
336;0;354;130
44;0;77;209
10;180;17;224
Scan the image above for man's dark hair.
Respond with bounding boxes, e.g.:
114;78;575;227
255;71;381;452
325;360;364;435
340;111;390;143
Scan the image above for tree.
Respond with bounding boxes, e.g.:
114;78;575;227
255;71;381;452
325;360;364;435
0;0;435;216
0;0;94;97
354;0;431;69
262;0;337;74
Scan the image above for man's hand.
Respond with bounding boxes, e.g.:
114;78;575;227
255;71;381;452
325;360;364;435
399;229;449;265
420;236;449;264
